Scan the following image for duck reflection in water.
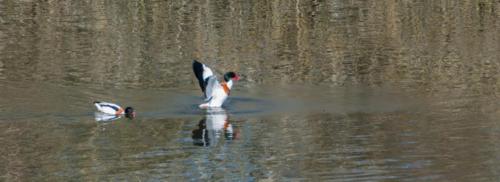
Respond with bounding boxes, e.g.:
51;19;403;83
192;108;239;146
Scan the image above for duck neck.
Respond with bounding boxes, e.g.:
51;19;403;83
225;80;233;89
221;80;233;95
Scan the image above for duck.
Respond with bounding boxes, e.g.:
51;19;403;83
93;101;135;118
192;60;240;108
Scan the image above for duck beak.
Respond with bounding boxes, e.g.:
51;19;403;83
233;74;240;81
126;112;136;119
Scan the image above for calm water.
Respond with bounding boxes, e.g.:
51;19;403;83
1;0;500;181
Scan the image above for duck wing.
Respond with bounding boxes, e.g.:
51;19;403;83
203;75;220;101
192;60;214;93
94;101;121;114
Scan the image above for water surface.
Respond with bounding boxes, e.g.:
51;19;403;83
1;0;499;181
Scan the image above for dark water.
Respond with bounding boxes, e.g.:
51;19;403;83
1;0;500;181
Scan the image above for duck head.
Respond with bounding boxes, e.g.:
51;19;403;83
223;72;240;82
125;107;136;118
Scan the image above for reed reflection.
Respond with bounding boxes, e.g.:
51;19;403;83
192;108;239;147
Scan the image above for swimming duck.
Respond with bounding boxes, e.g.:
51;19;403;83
192;60;240;108
93;101;135;118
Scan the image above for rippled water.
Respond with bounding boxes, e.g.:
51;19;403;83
1;0;500;181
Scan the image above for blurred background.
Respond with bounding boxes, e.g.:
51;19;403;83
1;0;498;92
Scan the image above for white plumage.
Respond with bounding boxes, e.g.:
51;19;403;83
94;101;123;115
